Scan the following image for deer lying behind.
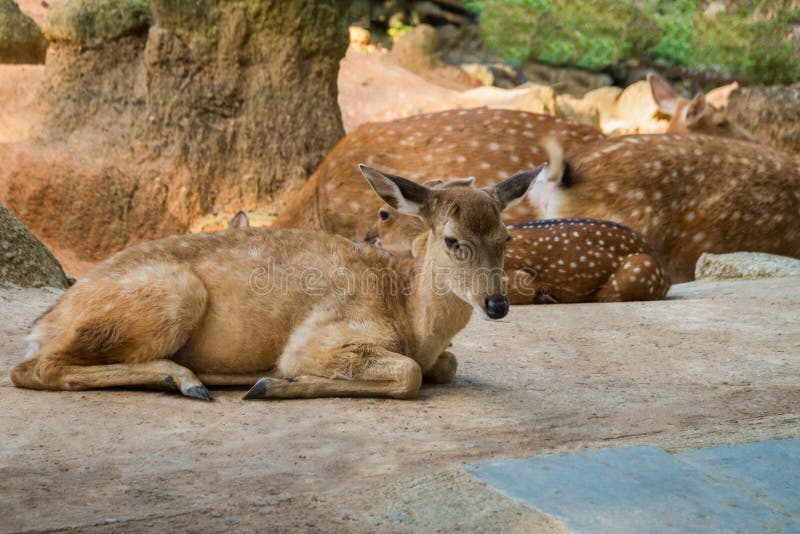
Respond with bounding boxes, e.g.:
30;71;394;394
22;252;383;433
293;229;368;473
647;73;752;141
273;107;606;239
367;189;670;304
11;166;538;400
531;134;800;282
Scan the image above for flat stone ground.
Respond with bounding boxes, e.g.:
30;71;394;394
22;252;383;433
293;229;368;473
1;278;798;533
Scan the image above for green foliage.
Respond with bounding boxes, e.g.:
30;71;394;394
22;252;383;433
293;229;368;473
477;0;659;69
472;0;800;84
690;8;800;84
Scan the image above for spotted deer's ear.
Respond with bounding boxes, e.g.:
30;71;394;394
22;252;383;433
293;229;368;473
649;73;679;116
359;165;431;219
682;93;709;126
484;165;543;211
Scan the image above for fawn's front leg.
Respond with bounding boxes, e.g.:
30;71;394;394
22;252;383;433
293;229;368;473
243;345;422;400
423;351;458;384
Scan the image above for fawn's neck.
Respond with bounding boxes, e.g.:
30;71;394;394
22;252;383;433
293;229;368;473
403;233;473;363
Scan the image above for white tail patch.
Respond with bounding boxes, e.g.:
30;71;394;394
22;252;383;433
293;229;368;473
526;137;564;216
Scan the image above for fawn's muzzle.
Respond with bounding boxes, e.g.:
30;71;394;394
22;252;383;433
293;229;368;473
484;295;509;319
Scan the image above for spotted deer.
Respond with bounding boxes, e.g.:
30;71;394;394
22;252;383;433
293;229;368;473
530;134;800;282
647;73;753;140
11;166;538;400
273;107;606;239
367;189;669;304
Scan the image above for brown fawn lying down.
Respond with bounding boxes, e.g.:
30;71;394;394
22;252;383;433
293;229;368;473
529;134;800;283
647;73;753;140
366;192;670;304
272;107;606;239
11;166;539;400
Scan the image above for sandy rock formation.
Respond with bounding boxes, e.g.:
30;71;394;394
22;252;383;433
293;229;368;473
0;0;349;270
0;205;69;288
0;0;47;63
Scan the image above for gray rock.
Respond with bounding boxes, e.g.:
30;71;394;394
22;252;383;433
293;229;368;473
695;252;800;281
0;205;69;288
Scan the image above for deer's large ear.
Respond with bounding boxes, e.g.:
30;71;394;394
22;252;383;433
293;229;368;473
649;73;678;116
359;164;431;218
484;165;543;211
228;210;249;229
682;93;708;126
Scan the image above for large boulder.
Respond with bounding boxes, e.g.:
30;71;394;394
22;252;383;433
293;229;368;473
0;0;48;64
1;0;350;267
0;205;69;288
726;83;800;152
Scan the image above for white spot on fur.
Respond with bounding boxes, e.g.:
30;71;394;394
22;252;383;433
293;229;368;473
24;342;40;359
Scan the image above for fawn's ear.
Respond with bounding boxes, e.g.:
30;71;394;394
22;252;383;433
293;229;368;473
484;165;543;211
359;164;431;218
682;93;709;126
228;210;249;229
649;73;678;116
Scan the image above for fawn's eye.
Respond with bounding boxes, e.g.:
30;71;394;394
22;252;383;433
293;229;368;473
717;121;729;129
444;237;460;251
379;208;390;222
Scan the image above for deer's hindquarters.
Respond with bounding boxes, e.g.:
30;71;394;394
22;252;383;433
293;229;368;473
12;263;208;391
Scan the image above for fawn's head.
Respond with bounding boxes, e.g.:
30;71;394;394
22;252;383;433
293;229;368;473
359;165;539;319
364;177;475;257
648;73;753;141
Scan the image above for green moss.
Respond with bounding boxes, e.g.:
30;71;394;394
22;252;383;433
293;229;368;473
148;0;349;59
43;0;150;47
0;0;48;63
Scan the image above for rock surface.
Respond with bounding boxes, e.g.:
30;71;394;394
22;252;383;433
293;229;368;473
727;83;800;152
0;0;350;265
0;0;47;64
696;252;800;280
1;277;798;531
0;205;68;288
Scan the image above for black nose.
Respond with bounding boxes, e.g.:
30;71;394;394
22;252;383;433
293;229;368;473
485;295;509;319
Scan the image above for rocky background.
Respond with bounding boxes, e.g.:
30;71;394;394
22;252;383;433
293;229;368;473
1;0;800;277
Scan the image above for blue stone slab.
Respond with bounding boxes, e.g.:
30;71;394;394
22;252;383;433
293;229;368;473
466;445;799;533
677;439;799;518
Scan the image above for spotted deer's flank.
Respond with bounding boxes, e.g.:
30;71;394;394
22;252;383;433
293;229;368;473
367;201;669;304
11;166;539;400
530;134;800;282
503;220;669;303
273;107;605;239
648;73;753;141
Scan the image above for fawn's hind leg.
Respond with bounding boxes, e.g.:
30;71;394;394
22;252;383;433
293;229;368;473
423;351;458;384
594;253;670;302
11;357;211;400
11;263;211;399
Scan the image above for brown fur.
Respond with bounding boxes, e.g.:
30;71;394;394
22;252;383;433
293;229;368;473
368;206;669;304
11;167;536;400
536;134;800;282
273;108;606;238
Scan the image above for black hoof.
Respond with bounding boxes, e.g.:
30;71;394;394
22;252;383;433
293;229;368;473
243;377;275;400
183;385;212;401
